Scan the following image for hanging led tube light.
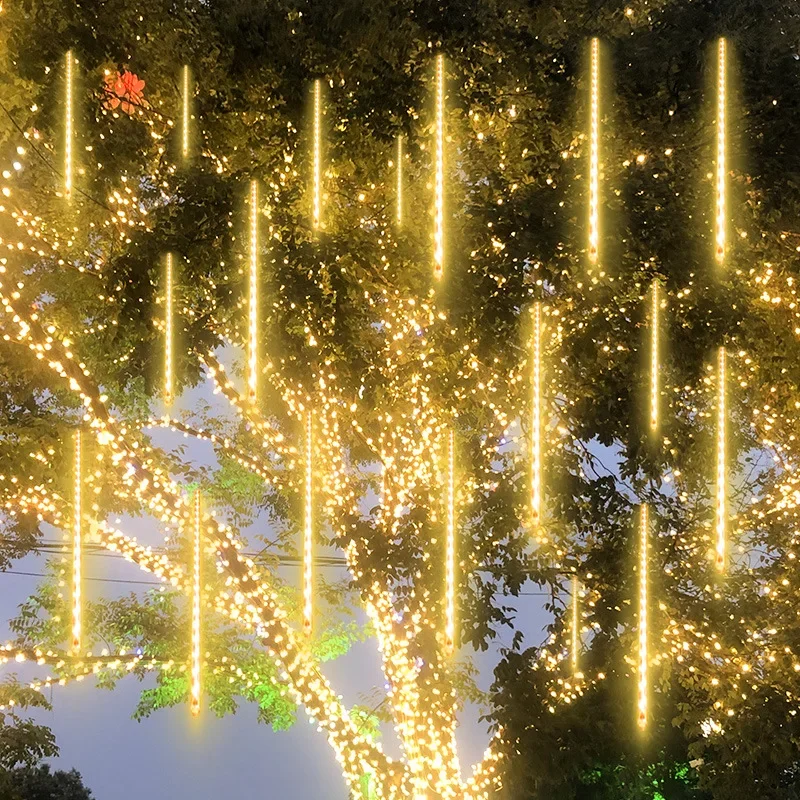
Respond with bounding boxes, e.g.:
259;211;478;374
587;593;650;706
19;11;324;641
531;302;542;528
65;50;74;200
588;38;600;264
396;135;404;227
637;503;649;730
164;253;174;405
434;54;445;280
71;429;82;655
248;179;259;403
190;489;202;717
571;575;580;676
303;410;314;635
444;428;456;656
182;65;190;161
715;38;727;264
715;346;727;570
650;280;660;434
313;80;322;230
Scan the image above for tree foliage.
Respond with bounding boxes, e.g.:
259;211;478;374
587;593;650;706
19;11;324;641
0;0;798;797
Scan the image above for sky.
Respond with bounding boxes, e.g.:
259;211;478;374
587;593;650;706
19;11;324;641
0;360;552;799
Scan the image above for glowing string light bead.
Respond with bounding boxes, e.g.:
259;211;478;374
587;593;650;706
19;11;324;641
649;280;660;434
433;54;445;279
71;430;82;655
182;65;190;161
715;38;726;263
313;79;322;230
164;253;174;405
637;503;649;730
396;135;403;227
571;575;580;676
716;346;727;570
64;50;74;200
190;488;201;717
530;302;542;528
247;179;259;403
444;427;456;656
588;37;600;264
303;410;314;635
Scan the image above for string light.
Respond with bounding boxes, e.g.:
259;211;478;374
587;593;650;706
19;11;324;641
71;429;81;655
64;50;74;200
716;346;727;570
164;253;174;405
190;488;201;717
588;37;600;264
396;135;403;227
313;79;322;230
637;503;649;730
303;410;314;635
571;575;580;676
715;38;726;264
434;54;445;279
650;280;660;434
531;302;542;529
445;427;456;656
248;179;259;403
182;65;190;161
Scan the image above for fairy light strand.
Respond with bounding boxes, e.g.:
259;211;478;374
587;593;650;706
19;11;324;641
248;179;259;403
637;503;649;730
71;429;81;655
445;427;456;656
434;54;445;279
716;346;727;570
715;38;726;264
588;37;600;264
531;302;542;528
190;488;201;717
650;280;660;434
65;50;74;200
303;410;314;635
164;253;174;405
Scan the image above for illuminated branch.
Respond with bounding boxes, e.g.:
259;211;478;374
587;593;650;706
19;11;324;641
190;489;201;717
716;346;727;570
248;179;259;403
0;289;397;791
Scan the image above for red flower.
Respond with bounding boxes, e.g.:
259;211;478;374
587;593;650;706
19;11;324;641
103;69;147;115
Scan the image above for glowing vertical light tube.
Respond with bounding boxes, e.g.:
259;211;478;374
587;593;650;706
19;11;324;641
190;489;201;717
531;302;542;527
715;38;726;264
164;253;174;405
434;54;445;280
445;427;456;655
571;574;580;676
588;38;600;264
65;50;74;200
650;280;660;434
396;135;403;227
182;65;190;161
303;410;314;635
71;429;82;655
248;179;259;403
716;346;727;570
637;503;649;730
313;80;322;230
